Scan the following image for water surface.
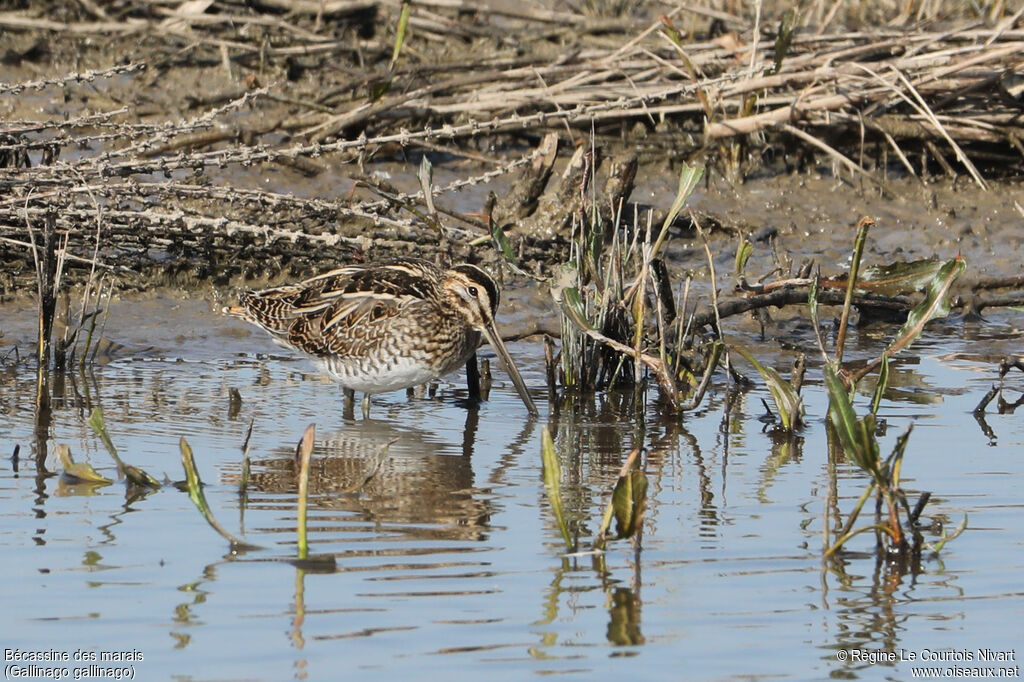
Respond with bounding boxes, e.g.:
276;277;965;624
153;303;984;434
1;294;1022;680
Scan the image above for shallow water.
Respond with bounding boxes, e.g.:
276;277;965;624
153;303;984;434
1;294;1022;680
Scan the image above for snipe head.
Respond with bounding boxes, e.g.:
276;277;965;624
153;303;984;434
442;264;537;416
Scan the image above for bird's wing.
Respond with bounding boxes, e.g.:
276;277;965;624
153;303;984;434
315;264;447;355
236;261;443;356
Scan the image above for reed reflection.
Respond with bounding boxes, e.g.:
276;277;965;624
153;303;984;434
536;392;660;652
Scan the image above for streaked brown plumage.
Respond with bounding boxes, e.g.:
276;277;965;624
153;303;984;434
225;258;538;416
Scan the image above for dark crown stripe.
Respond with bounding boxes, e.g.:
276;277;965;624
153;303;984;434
452;264;499;316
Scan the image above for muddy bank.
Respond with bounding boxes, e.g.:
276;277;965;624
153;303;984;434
2;2;1023;296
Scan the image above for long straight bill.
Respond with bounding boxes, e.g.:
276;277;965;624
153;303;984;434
482;324;539;416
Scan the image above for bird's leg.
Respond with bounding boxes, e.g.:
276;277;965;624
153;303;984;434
343;388;355;420
465;352;481;404
361;393;371;419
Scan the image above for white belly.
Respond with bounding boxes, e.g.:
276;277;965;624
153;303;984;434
314;355;449;394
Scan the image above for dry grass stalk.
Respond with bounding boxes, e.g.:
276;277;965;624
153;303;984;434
1;3;1022;287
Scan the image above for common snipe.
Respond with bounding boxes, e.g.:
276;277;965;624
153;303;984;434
226;258;538;417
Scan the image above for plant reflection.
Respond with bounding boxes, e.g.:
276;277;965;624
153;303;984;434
757;432;805;504
537;392;658;650
607;586;644;646
291;567;308;679
823;549;941;673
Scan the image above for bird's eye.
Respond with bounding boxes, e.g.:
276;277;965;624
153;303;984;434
468;286;478;297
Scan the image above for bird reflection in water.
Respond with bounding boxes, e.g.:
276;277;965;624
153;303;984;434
226;407;490;543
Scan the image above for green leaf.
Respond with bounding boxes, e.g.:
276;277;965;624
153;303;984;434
772;8;798;74
855;259;945;297
595;448;645;546
296;424;315;560
488;209;547;282
855;413;881;476
884;255;967;358
612;470;648;539
884;423;913;489
732;346;804;430
734;238;753;276
388;1;411;72
870;354;890;415
180;437;260;551
824;366;878;475
659;15;685;49
932;515;968;552
490;216;516;263
57;444;112;484
89;407;160;488
808;275;828;363
123;464;161;489
653;164;704;256
559;287;598;333
541;427;572;549
740;91;758;117
836;217;874;366
88;408;118;459
368;78;392;102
